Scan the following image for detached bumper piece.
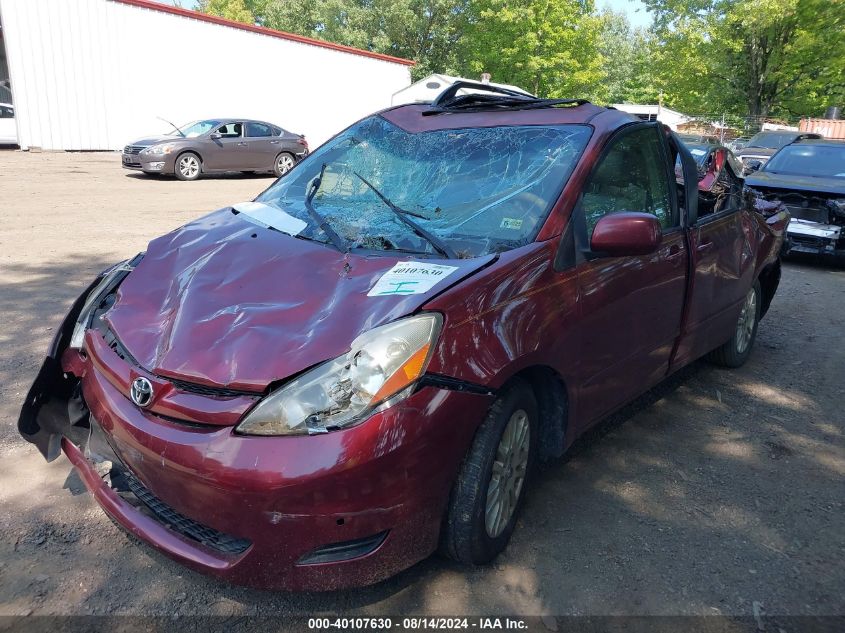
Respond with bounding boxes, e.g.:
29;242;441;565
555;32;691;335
786;219;844;256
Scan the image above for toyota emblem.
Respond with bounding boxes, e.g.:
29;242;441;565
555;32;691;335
130;377;154;408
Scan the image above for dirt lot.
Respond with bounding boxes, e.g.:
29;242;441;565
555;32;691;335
0;151;843;622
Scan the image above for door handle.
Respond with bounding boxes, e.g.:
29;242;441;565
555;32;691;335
269;140;279;144
697;241;714;253
666;244;683;259
237;142;248;146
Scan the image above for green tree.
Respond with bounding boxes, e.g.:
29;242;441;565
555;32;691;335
644;0;845;118
595;9;661;105
196;0;255;23
214;0;469;79
459;0;605;99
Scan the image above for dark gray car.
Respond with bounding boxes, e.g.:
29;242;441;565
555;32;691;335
734;130;821;175
122;119;309;180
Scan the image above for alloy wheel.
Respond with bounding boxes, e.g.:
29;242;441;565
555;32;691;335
485;409;530;538
735;287;757;354
178;155;199;179
277;154;294;175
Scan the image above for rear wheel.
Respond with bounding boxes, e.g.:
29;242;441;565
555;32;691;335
707;281;761;368
442;379;538;564
175;152;201;181
274;152;295;177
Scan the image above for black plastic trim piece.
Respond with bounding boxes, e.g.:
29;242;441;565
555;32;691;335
297;531;388;565
418;374;496;396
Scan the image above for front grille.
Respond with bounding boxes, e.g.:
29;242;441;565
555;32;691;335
122;468;251;555
791;233;828;246
784;204;829;224
168;377;260;399
123;145;144;155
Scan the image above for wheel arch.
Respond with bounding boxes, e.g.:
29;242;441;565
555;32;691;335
175;148;203;169
499;365;570;462
757;258;781;318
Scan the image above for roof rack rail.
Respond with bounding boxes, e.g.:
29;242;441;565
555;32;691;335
431;80;535;107
424;80;591;116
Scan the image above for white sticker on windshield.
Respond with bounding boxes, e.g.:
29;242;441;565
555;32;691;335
690;149;707;157
368;261;459;297
233;201;307;236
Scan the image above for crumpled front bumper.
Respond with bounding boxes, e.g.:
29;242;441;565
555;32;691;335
18;289;494;590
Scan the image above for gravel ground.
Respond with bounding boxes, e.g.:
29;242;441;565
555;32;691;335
0;151;843;622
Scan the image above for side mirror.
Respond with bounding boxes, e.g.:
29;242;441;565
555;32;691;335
210;132;222;140
591;212;662;257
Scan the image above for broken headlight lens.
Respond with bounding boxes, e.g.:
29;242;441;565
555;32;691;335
236;313;442;436
69;257;142;349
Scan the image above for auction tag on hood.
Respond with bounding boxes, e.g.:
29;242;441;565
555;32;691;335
368;261;459;296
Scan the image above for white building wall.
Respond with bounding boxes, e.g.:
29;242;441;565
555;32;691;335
0;0;412;150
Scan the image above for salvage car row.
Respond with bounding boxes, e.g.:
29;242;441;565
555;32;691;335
19;82;817;591
675;130;845;258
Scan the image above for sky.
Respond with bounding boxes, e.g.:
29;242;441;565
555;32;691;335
599;0;653;28
161;0;654;30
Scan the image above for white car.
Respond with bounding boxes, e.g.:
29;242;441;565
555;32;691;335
0;103;18;145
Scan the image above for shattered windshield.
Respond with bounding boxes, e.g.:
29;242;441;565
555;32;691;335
255;116;591;257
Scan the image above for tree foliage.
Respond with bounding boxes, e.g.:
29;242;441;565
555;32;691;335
460;0;605;99
643;0;845;118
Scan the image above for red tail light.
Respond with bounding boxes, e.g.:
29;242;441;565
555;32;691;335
297;137;308;149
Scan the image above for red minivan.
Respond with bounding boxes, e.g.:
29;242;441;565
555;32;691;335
20;83;787;590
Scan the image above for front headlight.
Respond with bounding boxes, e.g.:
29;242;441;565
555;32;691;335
236;313;442;436
141;144;175;156
69;256;142;349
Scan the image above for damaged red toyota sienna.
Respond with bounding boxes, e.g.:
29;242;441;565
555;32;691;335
19;83;788;591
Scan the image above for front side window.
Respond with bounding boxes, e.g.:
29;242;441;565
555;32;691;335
582;126;674;237
246;122;273;137
255;117;592;257
217;123;242;138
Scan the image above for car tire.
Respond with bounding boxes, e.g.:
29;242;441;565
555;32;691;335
441;378;538;565
175;152;202;181
274;152;295;178
707;280;761;368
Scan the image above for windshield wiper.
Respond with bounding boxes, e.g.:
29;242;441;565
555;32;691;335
353;172;457;259
304;164;349;252
157;115;185;138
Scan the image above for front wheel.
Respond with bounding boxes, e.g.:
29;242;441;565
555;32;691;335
707;280;761;368
175;152;202;181
442;379;538;564
274;152;295;178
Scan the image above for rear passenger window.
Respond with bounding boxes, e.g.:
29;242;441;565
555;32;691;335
246;122;273;137
582;126;674;237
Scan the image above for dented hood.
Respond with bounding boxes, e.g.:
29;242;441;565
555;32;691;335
105;209;493;391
